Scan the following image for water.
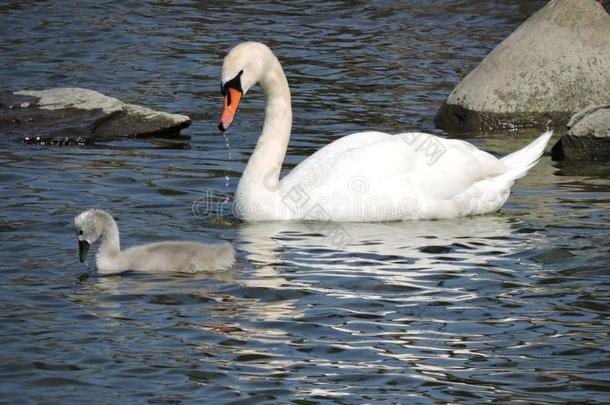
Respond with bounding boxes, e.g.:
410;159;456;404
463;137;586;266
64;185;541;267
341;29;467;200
1;1;609;403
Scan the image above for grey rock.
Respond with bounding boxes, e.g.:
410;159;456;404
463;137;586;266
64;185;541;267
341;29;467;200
551;104;610;161
435;0;610;132
1;87;191;145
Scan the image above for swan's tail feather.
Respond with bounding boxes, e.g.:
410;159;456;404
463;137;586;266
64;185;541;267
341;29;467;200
495;130;553;186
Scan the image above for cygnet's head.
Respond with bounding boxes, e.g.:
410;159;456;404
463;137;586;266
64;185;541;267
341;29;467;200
219;41;277;131
74;209;111;262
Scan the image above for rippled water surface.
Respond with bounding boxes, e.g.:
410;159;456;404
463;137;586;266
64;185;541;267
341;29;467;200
1;1;610;403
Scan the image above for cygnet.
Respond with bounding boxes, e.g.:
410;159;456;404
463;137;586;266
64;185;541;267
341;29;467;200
74;209;234;276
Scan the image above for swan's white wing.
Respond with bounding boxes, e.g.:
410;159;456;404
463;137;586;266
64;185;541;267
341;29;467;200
406;136;508;200
280;132;509;220
286;131;391;172
281;131;393;190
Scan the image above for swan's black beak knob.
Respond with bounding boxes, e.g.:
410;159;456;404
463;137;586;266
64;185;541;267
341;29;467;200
79;240;91;262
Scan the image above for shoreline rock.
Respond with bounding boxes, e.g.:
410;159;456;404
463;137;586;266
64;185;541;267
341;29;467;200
1;88;191;145
435;0;610;133
551;104;610;161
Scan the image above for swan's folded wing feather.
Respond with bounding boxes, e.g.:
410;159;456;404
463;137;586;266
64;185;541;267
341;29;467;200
281;131;391;183
122;241;234;272
412;137;508;200
282;132;508;202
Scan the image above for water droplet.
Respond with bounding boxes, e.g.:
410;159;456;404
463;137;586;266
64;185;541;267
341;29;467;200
223;134;232;192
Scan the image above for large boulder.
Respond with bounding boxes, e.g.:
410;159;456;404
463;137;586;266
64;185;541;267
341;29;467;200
435;0;610;132
0;88;191;145
551;104;610;161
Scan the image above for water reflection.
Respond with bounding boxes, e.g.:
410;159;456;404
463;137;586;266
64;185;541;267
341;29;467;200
236;215;539;313
238;215;526;274
72;269;235;319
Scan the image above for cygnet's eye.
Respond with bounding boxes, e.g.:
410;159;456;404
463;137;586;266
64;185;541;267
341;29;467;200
79;230;84;236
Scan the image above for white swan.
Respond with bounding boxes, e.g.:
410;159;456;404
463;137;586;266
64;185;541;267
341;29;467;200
75;209;235;275
219;41;553;222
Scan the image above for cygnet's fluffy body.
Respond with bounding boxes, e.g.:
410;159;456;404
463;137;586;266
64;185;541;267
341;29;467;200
74;209;234;276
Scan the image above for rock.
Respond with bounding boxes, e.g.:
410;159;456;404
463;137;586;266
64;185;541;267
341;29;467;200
0;88;191;145
551;104;610;161
435;0;610;132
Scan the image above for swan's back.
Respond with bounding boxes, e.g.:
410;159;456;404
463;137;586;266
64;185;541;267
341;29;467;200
119;241;235;273
278;131;509;220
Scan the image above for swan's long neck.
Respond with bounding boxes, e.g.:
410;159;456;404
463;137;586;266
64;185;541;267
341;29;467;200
97;214;121;258
238;57;292;197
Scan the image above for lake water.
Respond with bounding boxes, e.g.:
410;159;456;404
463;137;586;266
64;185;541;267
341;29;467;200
1;1;609;403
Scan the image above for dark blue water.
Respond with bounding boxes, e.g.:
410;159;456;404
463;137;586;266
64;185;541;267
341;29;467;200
1;1;609;403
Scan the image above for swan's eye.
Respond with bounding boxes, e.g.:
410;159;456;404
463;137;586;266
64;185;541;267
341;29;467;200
221;70;244;98
79;230;83;236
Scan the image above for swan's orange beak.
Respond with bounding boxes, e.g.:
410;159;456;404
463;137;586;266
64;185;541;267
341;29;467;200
219;87;242;132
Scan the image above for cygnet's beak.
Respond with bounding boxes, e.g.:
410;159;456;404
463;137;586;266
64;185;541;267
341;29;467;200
219;87;242;132
79;240;91;262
